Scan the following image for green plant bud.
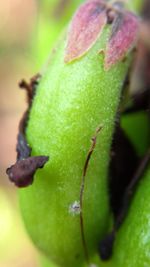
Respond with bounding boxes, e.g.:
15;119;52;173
108;166;150;267
7;1;139;267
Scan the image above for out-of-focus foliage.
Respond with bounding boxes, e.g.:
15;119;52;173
121;111;150;156
0;189;38;267
0;1;36;55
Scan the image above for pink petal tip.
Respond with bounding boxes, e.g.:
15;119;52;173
105;11;140;70
64;0;107;63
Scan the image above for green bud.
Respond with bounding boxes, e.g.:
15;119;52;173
109;166;150;267
7;1;139;266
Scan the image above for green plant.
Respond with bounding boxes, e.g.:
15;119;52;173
6;0;149;267
108;165;150;267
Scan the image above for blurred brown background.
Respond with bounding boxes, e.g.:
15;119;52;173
0;1;41;266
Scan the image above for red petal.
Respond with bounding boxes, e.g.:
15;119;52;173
105;12;139;70
64;0;107;63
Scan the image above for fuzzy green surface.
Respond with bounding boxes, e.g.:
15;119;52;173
109;167;150;267
19;27;130;267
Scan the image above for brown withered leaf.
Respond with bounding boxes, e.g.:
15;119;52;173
19;73;41;105
6;156;49;188
64;0;107;63
16;133;31;161
104;11;139;70
5;73;49;188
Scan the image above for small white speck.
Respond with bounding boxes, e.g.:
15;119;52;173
69;201;81;215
